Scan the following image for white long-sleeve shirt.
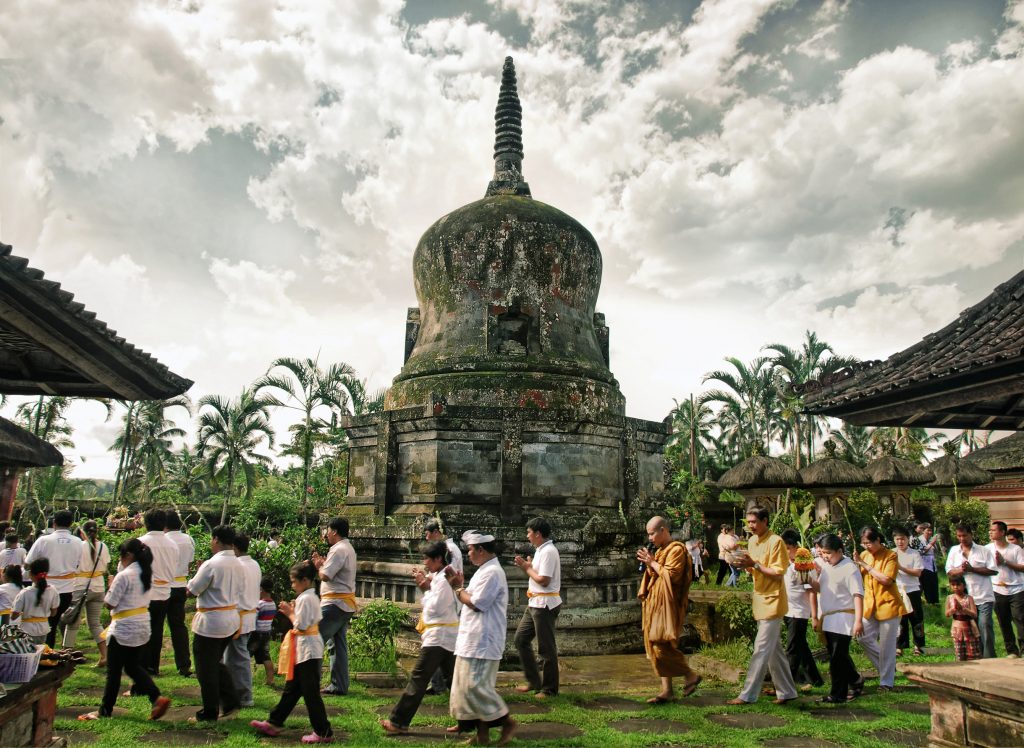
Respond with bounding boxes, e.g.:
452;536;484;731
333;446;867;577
421;570;459;651
138;531;177;602
25;529;82;593
165;530;195;589
292;588;324;664
188;550;242;638
236;555;263;635
454;556;508;661
105;562;153;647
816;556;864;636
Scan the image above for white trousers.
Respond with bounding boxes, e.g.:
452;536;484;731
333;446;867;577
738;617;798;702
858;616;899;687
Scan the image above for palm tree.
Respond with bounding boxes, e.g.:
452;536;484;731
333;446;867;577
14;396;76;522
256;357;360;520
167;445;210;500
958;429;992;454
197;388;277;524
110;397;191;502
667;395;715;478
829;422;874;467
703;357;778;457
870;427;947;463
765;331;857;467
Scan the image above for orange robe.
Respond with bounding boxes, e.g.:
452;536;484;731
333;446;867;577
638;540;695;678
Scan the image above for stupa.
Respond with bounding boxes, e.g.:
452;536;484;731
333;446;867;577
341;58;669;654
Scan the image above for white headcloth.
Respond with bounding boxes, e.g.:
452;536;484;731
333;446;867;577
461;530;495;546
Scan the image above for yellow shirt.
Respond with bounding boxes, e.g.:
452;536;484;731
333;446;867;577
860;547;907;621
748;531;788;620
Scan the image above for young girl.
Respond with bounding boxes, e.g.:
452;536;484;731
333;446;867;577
946;576;981;661
0;565;23;627
251;562;334;744
12;559;58;644
249;576;277;686
78;538;170;721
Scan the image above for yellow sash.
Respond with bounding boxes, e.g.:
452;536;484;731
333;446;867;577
153;579;170;586
174;576;187;583
197;605;238;613
99;606;149;641
0;609;11;616
77;571;104;578
278;624;321;681
20;616;49;623
415;616;459;634
526;590;561;598
322;592;358;611
47;572;77;580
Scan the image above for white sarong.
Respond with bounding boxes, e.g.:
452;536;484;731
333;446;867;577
449;656;508;722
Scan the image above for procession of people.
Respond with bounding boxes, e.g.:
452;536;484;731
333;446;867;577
5;502;1022;744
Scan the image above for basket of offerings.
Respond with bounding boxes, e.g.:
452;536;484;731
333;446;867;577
794;547;816;586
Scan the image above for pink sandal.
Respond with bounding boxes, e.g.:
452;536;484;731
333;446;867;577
250;720;282;737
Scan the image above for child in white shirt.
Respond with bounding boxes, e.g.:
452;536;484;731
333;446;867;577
0;565;23;626
250;562;333;743
13;559;59;644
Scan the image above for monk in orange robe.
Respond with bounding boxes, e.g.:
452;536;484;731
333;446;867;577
637;516;701;703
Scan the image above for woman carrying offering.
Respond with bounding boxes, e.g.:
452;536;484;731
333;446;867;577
251;562;334;744
78;538;170;721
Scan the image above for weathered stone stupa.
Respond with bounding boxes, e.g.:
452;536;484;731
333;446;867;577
342;58;669;654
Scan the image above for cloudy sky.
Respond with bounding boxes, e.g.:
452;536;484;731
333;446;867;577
2;0;1023;478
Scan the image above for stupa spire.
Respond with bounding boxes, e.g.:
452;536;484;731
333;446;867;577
486;56;531;197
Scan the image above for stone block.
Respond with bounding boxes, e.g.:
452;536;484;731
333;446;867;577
966;704;1024;747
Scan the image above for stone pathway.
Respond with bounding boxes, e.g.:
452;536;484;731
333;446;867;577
610;717;691;735
706;712;788;729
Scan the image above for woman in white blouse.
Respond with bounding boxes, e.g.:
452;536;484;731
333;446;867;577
78;538;170;721
63;520;111;665
250;562;334;744
809;533;865;704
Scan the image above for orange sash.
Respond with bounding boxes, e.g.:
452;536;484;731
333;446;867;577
277;624;320;681
322;592;358;611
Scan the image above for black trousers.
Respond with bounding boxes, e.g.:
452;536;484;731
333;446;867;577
716;559;731;585
46;591;73;647
167;588;192;674
920;568;939;605
994;591;1024;657
784;616;823;686
390;646;456;728
898;590;926;649
145;599;169;674
269;658;332;738
824;631;859;701
193;632;240;721
514;604;560;695
102;636;160;716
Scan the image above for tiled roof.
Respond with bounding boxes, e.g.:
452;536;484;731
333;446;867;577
0;242;192;400
800;270;1024;428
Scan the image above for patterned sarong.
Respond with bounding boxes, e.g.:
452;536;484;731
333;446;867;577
449;657;508;722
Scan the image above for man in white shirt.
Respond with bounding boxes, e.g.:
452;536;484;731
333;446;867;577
425;519;463;574
165;511;196;676
447;531;517;746
945;523;999;658
0;532;27;570
187;524;243;723
894;526;925;656
224;533;262;707
25;510;82;646
311;517;357;695
987;520;1024;658
513;517;562;698
135;509;180;678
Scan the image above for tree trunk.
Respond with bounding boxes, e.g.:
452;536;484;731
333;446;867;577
220;459;235;525
793;415;803;469
689;394;698;478
301;411;311;524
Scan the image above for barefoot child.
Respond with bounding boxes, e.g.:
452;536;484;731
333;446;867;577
12;559;58;644
0;565;23;626
249;577;277;686
251;562;334;744
946;576;981;661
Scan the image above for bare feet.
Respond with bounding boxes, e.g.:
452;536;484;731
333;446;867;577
682;676;702;697
379;719;408;735
647;694;674;704
514;684;532;693
725;698;749;705
497;717;518;747
77;712;102;721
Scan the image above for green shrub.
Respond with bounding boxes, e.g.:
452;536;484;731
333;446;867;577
716;591;757;642
933;498;990;540
233;480;302;533
348;600;409;673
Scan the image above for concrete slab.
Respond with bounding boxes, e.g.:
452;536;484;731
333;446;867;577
806;707;881;722
865;728;928;747
706;712;787;729
55;706;128;720
55;731;100;745
580;696;649;711
609;717;691;735
761;739;841;748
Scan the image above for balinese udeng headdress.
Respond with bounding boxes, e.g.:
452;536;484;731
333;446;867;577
461;530;495;546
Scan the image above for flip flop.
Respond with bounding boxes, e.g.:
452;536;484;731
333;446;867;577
682;676;702;697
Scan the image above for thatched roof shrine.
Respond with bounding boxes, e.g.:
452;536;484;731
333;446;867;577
963;432;1024;473
799;269;1024;429
718;453;802;490
0;416;62;468
864;453;934;486
927;443;993;488
0;242;192;400
799;440;870;487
